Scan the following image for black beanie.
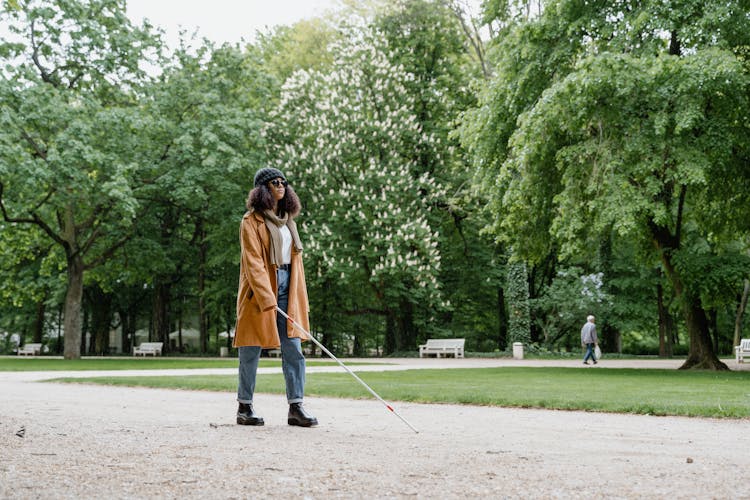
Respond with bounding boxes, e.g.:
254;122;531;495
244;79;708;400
254;167;286;187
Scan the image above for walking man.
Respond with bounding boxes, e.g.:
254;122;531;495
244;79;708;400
581;315;598;365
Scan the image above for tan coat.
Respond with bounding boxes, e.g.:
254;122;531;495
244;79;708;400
233;211;310;348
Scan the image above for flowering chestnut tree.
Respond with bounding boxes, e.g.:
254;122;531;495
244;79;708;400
267;27;447;352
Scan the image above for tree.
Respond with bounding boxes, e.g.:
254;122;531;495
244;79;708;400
253;17;337;85
0;222;64;347
0;0;161;358
465;0;750;369
506;260;530;345
531;266;612;349
135;41;273;352
375;0;511;352
267;26;448;353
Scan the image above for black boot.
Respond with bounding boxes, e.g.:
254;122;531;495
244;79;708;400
237;403;264;426
288;403;318;427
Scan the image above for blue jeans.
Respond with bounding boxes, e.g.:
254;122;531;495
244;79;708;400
583;343;596;363
237;267;306;404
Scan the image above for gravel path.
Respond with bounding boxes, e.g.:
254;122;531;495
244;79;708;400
1;358;749;499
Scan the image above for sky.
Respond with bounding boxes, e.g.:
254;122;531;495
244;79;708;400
125;0;346;47
125;0;483;47
2;1;482;51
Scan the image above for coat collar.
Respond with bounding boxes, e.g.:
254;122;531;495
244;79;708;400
245;211;265;224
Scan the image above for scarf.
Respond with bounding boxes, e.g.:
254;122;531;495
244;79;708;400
260;209;303;267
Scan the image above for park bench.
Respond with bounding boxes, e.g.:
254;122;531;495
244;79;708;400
17;343;42;356
133;342;163;357
735;339;750;363
419;338;465;358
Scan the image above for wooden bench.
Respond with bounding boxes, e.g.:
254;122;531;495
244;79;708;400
133;342;163;356
735;339;750;363
17;343;42;356
419;338;465;358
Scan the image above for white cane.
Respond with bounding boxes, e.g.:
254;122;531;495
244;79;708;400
276;307;419;433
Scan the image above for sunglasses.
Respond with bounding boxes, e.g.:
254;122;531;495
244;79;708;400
270;179;288;188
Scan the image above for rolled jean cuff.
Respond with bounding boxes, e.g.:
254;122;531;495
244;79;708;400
237;398;252;404
288;398;303;404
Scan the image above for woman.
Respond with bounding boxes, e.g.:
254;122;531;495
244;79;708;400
234;167;317;427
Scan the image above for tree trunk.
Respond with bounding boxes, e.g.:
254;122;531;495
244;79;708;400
198;222;208;354
600;323;619;354
497;287;507;351
384;312;396;354
397;299;416;351
119;308;135;354
90;286;113;355
203;311;212;353
657;281;672;357
651;218;726;370
84;305;92;354
708;309;719;355
178;303;183;352
733;280;749;348
32;298;46;343
63;254;84;360
57;304;63;354
613;328;622;353
680;294;727;370
152;282;171;353
666;303;677;352
353;333;363;357
225;302;233;350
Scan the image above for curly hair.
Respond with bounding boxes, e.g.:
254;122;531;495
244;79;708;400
246;183;301;218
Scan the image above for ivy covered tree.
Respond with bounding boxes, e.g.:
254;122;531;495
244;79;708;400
506;260;530;346
267;26;448;353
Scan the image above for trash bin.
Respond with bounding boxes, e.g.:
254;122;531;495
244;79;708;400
512;342;524;360
219;346;229;357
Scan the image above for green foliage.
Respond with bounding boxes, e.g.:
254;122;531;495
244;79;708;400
468;0;750;257
253;18;338;85
134;41;273;323
1;0;161;93
506;261;530;344
463;0;750;363
532;267;611;347
0;0;165;356
603;242;660;337
0;2;277;355
375;0;500;349
621;330;659;356
3;0;749;361
3;0;21;10
673;248;750;308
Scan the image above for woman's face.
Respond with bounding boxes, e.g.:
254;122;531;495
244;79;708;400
268;177;286;202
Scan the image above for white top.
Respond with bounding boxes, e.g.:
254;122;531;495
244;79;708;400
280;225;292;265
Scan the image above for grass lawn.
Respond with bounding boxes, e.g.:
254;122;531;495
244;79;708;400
51;366;750;418
0;357;375;371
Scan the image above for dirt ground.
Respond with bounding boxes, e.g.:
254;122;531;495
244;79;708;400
1;358;749;499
